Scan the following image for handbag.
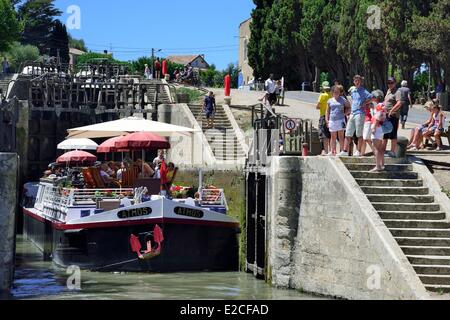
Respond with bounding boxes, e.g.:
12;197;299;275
381;120;393;134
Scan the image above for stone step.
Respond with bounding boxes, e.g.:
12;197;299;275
340;157;406;164
419;275;450;286
361;186;429;195
391;229;450;238
350;171;418;180
408;255;450;266
356;179;423;187
424;284;450;293
401;246;450;256
373;203;441;212
379;211;446;220
385;219;449;229
368;195;435;204
413;265;450;276
396;237;450;247
345;164;413;172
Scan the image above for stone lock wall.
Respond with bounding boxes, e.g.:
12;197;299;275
0;153;18;293
267;156;430;300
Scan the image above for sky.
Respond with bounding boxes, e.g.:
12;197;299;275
54;0;255;70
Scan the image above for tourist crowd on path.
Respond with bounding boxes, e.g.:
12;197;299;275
313;74;447;171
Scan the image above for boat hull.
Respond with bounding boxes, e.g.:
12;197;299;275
23;208;240;272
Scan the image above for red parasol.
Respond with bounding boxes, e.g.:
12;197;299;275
153;225;164;251
56;150;97;165
114;132;170;150
97;136;128;153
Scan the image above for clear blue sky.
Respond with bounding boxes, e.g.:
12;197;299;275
54;0;255;70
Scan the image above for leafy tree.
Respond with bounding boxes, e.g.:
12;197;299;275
18;0;61;54
200;65;218;87
248;0;312;88
3;42;41;72
47;19;69;63
68;35;87;52
0;0;22;52
411;0;450;86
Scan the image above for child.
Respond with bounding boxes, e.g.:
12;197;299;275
326;85;349;155
371;91;387;172
423;104;446;151
362;95;378;156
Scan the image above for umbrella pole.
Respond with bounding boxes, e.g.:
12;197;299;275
142;150;144;177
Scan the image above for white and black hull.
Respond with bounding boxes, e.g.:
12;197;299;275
23;198;240;272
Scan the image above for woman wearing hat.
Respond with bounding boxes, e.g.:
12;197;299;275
316;81;332;155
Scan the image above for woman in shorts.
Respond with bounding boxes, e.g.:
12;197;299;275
326;85;350;156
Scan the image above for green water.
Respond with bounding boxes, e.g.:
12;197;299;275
10;236;323;300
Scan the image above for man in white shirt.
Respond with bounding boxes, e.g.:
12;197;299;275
153;150;165;167
265;74;277;106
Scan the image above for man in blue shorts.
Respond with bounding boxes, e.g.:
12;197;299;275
338;75;373;157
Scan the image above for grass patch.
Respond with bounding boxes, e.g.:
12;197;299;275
444;189;450;199
176;87;205;104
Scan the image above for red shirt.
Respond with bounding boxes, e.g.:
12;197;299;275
364;105;372;123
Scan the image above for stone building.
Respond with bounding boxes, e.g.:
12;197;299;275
166;55;210;70
69;48;85;66
238;18;254;86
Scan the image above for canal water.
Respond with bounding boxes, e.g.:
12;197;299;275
10;236;322;300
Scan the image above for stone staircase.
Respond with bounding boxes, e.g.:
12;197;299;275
0;74;13;97
341;157;450;294
188;104;246;161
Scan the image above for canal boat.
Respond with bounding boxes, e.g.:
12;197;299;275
22;180;240;272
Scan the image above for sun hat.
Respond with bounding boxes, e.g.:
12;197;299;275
321;81;331;90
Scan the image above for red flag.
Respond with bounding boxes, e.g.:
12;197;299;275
160;160;168;184
130;234;141;253
153;225;164;251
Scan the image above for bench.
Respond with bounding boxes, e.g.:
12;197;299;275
442;125;450;146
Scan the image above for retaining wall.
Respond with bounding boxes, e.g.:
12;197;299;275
267;156;430;300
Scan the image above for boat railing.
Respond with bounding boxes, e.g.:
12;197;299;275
200;188;228;210
69;188;135;205
35;182;134;214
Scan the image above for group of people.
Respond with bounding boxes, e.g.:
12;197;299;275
317;75;446;171
144;58;162;80
44;150;179;198
98;150;178;196
173;63;194;82
407;100;447;151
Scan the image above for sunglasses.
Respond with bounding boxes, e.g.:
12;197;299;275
387;81;394;84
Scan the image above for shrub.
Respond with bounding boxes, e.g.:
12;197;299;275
3;42;41;72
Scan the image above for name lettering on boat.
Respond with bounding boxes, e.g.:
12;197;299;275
174;207;204;219
117;207;152;219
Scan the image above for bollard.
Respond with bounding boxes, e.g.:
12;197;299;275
0;153;18;293
302;143;309;157
396;136;409;158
